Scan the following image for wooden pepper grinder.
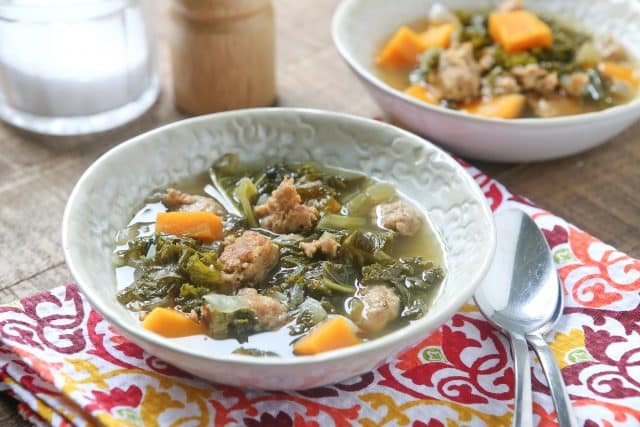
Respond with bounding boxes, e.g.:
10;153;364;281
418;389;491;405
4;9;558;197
168;0;276;114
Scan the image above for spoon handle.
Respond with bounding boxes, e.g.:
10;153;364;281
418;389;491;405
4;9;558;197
509;333;533;427
527;334;579;427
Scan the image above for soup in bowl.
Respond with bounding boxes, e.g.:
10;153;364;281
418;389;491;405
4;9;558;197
375;1;638;119
63;108;495;389
114;156;446;357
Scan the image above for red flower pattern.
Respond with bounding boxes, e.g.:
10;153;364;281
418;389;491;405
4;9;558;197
0;164;637;427
86;385;142;413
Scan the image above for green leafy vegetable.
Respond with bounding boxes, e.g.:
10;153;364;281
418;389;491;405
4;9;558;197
117;265;185;309
409;48;442;84
289;297;327;335
116;234;222;312
184;251;221;289
321;263;357;293
116;157;447;347
202;293;260;342
361;257;444;319
213;159;365;217
493;47;537;69
304;262;356;297
341;230;395;267
458;11;491;51
174;283;210;313
113;235;154;266
581;68;612;105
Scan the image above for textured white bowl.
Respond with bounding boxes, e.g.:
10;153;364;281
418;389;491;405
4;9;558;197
62;108;495;389
332;0;640;162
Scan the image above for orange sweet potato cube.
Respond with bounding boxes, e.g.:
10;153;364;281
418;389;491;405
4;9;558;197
377;26;427;68
489;10;552;53
461;94;526;119
418;23;455;49
404;84;437;104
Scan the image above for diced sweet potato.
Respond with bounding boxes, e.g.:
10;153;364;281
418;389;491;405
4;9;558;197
418;23;455;49
156;211;223;243
293;316;361;355
404;84;437;104
142;307;207;338
461;94;526;119
489;10;552;53
376;27;427;68
598;62;638;87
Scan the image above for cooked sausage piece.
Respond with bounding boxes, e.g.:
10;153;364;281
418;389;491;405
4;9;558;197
512;64;558;94
353;285;401;333
254;177;319;233
376;200;422;236
164;188;225;215
437;43;481;102
218;231;279;289
561;72;590;97
237;288;288;331
299;233;340;258
492;73;521;95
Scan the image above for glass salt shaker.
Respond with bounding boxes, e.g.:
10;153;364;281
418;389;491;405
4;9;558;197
0;0;159;136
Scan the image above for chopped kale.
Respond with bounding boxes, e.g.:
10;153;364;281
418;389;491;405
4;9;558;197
362;257;444;319
116;233;222;313
202;293;260;342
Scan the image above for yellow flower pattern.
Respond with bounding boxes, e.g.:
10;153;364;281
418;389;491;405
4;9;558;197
0;171;639;427
548;329;594;369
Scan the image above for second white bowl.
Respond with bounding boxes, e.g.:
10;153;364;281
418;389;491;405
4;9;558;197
332;0;640;162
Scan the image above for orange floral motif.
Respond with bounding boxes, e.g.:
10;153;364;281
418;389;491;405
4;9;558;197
533;402;558;427
396;330;443;371
1;165;639;427
10;345;62;383
559;227;640;308
574;399;640;425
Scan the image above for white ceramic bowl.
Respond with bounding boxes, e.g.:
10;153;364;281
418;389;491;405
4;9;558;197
332;0;640;162
62;108;495;389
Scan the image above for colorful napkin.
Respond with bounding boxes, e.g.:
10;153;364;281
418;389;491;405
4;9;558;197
0;162;638;427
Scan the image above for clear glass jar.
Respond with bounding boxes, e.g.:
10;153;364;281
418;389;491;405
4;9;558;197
0;0;159;135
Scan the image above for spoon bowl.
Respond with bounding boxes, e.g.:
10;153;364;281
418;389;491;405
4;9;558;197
474;209;561;337
474;209;578;427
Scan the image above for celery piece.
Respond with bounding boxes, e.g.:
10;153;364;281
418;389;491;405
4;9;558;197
316;214;367;231
345;182;395;215
233;177;259;227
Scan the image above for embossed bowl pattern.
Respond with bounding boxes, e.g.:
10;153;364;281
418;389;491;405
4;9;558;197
62;108;496;389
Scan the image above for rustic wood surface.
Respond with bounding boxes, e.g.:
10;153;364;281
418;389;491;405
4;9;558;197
0;0;638;424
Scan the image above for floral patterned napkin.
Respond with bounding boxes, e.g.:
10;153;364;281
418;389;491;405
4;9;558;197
0;161;638;427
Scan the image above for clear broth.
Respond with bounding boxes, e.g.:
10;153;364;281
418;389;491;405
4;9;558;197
114;166;446;358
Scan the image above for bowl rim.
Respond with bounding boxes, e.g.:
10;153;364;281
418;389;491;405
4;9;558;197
62;107;496;367
331;0;640;126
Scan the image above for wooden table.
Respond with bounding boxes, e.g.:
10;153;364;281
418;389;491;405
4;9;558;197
0;0;638;424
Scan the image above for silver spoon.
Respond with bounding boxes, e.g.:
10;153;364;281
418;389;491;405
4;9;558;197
474;209;578;427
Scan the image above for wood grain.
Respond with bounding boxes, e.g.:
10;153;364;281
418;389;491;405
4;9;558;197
0;0;637;423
